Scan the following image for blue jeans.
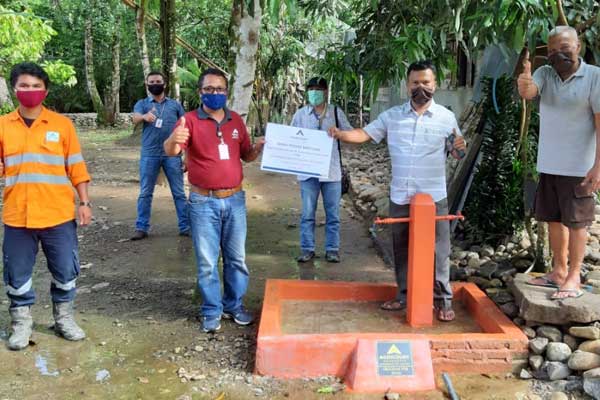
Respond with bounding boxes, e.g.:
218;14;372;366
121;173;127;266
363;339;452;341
188;191;249;318
299;178;341;252
136;155;189;233
3;220;80;308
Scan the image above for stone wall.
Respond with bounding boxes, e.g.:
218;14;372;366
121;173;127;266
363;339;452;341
63;113;133;129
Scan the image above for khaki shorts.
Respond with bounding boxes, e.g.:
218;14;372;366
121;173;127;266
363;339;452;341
534;173;595;229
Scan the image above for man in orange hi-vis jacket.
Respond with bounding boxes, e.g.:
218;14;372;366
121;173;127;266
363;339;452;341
0;62;92;350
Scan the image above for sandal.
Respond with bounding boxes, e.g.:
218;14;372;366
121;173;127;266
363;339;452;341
526;275;559;288
380;299;406;311
435;307;455;322
550;288;584;300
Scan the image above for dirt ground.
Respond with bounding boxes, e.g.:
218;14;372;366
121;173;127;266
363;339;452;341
0;129;535;399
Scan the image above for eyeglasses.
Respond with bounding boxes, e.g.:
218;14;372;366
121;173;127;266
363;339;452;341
201;86;228;94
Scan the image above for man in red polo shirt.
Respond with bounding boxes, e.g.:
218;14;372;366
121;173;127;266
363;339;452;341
164;68;264;333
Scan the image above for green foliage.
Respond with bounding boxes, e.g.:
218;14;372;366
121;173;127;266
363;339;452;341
465;76;537;244
0;103;13;116
0;4;76;86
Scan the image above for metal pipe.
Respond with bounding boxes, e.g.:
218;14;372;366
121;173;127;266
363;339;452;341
442;373;460;400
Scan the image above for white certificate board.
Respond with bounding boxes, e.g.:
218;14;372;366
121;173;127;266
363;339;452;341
260;123;333;178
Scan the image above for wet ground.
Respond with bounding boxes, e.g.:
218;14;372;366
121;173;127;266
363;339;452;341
280;300;481;335
0;129;535;399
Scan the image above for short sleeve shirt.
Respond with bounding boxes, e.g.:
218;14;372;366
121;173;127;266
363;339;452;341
133;96;185;157
363;100;461;205
290;104;353;182
532;60;600;177
179;107;252;190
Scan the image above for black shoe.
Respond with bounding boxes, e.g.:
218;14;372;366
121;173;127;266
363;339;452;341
179;230;191;237
297;251;315;263
131;230;148;241
325;251;340;263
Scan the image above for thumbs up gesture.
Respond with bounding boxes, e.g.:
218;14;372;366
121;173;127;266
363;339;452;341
517;53;537;99
170;116;190;144
143;106;157;123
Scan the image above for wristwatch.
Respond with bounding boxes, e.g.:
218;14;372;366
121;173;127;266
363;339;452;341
79;201;92;207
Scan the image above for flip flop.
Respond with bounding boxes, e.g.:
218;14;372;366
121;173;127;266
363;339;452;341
380;299;406;311
526;275;559;288
550;288;585;300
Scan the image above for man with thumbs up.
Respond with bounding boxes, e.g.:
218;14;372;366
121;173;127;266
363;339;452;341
518;26;600;300
131;71;189;240
164;68;265;333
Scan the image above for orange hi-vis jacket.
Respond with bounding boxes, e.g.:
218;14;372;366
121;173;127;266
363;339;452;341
0;107;91;229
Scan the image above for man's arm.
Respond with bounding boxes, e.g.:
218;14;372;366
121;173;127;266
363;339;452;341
581;113;600;191
242;137;266;162
133;103;157;125
75;181;92;226
328;127;372;143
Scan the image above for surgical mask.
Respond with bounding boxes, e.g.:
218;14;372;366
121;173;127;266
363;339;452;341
16;90;47;108
147;84;165;96
410;86;434;105
201;93;227;110
307;90;325;106
548;52;576;75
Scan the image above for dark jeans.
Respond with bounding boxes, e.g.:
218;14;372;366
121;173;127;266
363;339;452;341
3;220;80;308
390;198;452;308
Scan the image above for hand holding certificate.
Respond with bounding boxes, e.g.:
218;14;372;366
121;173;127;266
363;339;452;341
260;123;333;178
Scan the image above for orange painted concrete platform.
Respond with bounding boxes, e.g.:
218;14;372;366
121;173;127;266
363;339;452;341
255;279;528;389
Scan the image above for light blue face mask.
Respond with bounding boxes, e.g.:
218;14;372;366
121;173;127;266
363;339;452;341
307;90;325;106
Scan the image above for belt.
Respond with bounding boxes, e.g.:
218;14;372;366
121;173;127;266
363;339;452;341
191;184;242;199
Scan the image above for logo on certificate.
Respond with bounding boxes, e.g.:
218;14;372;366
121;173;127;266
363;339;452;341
295;130;304;136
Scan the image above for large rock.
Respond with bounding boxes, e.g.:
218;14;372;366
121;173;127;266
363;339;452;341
509;274;600;324
570;326;600;340
543;361;571;381
549;393;568;400
522;327;536;339
580;340;600;355
583;368;600;399
568;351;600;371
546;342;572;362
537;326;563;343
529;337;549;355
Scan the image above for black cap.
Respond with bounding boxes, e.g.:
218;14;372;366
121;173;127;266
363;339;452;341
307;77;327;89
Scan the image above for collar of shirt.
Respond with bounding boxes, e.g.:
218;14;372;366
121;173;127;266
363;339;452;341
8;106;51;126
197;105;232;123
147;95;170;104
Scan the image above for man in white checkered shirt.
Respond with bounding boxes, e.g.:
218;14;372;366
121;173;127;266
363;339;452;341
330;60;466;322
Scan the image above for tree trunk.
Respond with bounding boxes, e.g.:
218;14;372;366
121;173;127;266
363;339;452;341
135;0;151;80
0;77;13;110
104;17;121;125
84;13;106;125
229;0;262;122
160;0;177;98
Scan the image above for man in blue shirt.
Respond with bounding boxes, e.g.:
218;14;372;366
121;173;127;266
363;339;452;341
131;71;189;240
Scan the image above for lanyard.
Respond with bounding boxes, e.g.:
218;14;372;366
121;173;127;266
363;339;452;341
313;105;328;130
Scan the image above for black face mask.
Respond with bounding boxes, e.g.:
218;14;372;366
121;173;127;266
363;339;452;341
548;52;576;75
148;84;165;96
411;86;434;105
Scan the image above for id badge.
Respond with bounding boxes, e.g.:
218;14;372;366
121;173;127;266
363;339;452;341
218;143;230;160
155;118;163;128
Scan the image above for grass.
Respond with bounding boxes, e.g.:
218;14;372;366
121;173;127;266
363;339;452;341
79;128;133;145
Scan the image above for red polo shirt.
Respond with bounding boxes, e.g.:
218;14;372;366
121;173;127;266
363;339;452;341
179;107;251;190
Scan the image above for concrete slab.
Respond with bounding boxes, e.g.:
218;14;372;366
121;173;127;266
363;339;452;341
256;279;528;388
510;273;600;325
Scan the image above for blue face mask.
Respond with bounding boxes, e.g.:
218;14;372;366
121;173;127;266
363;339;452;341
201;93;227;110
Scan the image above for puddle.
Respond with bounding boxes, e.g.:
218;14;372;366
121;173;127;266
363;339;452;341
35;353;60;377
